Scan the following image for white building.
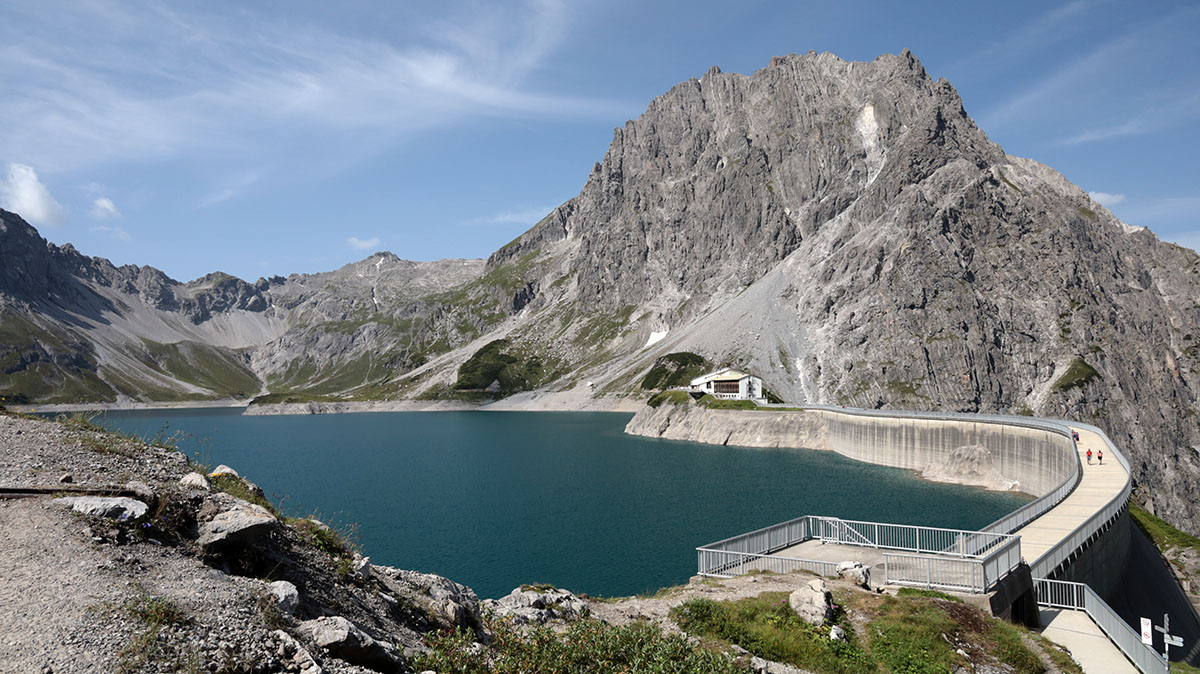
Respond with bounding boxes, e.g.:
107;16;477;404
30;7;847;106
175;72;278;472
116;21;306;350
688;367;765;402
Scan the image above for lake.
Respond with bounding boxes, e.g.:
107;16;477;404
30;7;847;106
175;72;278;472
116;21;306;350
97;409;1028;599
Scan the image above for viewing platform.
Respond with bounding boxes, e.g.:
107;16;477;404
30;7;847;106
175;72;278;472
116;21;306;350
693;407;1161;673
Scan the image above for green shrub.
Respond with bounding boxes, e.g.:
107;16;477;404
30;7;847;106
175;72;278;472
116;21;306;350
454;339;548;393
672;594;870;673
418;617;741;673
1051;358;1101;392
896;588;961;602
640;352;711;390
647;390;691;408
697;394;758;410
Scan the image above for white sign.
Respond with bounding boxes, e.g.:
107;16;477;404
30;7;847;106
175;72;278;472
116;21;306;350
1141;618;1153;645
1166;635;1184;647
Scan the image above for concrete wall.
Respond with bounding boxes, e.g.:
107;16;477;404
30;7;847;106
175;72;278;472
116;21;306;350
626;402;1076;499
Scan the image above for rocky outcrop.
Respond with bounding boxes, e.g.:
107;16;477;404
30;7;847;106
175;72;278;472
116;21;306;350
625;400;829;449
302;616;405;673
483;586;589;625
4;48;1200;539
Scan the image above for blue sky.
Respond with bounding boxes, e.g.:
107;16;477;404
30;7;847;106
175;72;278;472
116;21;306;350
1;0;1197;282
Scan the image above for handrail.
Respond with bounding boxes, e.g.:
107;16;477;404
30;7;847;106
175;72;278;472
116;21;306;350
1035;578;1167;674
1029;422;1131;579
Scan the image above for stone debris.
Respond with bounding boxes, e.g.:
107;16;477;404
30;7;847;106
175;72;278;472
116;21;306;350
50;496;148;521
837;560;871;589
272;629;324;674
483;585;589;625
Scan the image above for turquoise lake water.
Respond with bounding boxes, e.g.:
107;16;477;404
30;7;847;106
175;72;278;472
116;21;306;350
97;409;1028;599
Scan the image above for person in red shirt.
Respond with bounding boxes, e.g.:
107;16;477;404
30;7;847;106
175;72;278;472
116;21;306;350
1086;448;1092;464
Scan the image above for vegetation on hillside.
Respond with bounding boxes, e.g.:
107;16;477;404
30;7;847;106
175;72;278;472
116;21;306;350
640;352;711;390
647;390;692;408
454;339;557;394
671;590;1064;674
1052;358;1101;392
418;617;741;674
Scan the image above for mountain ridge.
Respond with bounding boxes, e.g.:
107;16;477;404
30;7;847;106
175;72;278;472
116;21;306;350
4;49;1200;536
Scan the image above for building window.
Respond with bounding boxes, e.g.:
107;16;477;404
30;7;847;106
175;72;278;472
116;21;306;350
714;381;740;394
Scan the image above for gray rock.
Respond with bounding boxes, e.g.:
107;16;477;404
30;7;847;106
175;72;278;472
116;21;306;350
267;580;299;614
179;472;210;491
376;566;483;630
482;586;588;625
837;561;871;589
788;578;833;626
302;616;404;672
51;496;148;521
197;495;278;548
123;480;156;506
271;629;322;674
830;624;846;641
750;656;769;673
58;473;72;484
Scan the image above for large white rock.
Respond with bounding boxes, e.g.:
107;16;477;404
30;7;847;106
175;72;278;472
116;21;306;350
52;496;148;521
210;464;240;478
179;472;210;491
836;561;871;588
788;578;833;626
197;496;278;548
268;580;299;614
482;586;589;625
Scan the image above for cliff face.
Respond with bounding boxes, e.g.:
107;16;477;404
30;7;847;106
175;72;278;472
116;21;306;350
3;50;1200;535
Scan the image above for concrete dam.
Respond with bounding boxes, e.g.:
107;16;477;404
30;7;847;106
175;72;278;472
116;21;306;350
626;402;1199;673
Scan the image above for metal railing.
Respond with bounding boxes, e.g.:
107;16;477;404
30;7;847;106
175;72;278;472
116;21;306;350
697;548;839;578
1035;578;1167;674
697;514;1020;591
883;534;1023;593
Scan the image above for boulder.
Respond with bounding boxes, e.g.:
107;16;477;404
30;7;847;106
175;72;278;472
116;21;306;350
268;580;299;614
302;616;404;672
179;472;210;491
836;561;871;588
788;578;834;626
59;473;73;484
210;464;240;478
830;624;846;641
51;496;148;521
352;555;372;580
376;567;483;631
197;494;278;549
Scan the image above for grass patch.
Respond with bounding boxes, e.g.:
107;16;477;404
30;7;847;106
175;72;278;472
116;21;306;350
1130;502;1200;554
118;591;197;674
418;617;741;674
648;390;691;408
896;588;961;602
210;473;280;517
1051;358;1101;392
672;593;871;673
1077;206;1098;220
697;394;758;410
640;352;711;390
289;517;354;558
997;170;1023;192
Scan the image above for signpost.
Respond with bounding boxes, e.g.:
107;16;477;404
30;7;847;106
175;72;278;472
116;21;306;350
1141;617;1153;646
1153;613;1184;662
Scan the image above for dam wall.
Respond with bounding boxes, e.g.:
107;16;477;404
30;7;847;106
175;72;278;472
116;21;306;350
626;402;1076;499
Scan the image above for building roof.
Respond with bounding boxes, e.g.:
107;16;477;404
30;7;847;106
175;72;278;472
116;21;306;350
690;367;754;386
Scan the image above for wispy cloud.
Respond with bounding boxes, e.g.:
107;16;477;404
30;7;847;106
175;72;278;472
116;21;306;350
468;205;556;226
89;196;121;219
90;224;130;241
347;236;381;250
0;1;626;180
1088;191;1126;207
0;163;67;227
948;0;1097;76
